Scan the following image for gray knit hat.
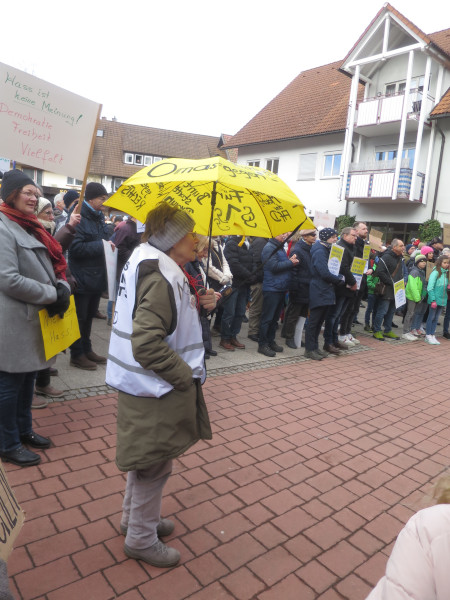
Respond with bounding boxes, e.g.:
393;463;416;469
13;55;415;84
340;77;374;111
149;210;196;251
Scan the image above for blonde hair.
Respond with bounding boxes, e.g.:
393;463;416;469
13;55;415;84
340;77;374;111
433;476;450;504
196;234;209;253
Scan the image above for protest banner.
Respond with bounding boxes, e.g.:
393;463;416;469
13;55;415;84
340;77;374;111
443;223;450;246
39;296;80;360
369;228;383;251
394;279;406;309
328;244;344;276
0;461;24;561
314;211;336;229
103;240;118;301
0;62;101;180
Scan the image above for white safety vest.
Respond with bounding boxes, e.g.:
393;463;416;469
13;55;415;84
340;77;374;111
106;243;205;397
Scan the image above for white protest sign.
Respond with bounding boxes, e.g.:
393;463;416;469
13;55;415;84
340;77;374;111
328;244;344;276
0;62;101;179
103;240;118;301
314;211;336;229
394;280;406;309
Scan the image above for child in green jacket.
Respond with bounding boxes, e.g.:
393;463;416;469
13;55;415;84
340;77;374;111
403;255;427;339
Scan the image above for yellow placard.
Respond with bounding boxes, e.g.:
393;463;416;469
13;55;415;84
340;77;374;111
328;244;344;276
39;296;80;360
363;245;371;260
351;257;367;276
0;461;25;561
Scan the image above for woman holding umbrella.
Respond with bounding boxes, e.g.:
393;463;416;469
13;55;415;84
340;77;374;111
106;202;215;567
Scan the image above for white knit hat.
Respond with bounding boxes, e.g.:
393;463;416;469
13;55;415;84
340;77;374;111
148;210;196;251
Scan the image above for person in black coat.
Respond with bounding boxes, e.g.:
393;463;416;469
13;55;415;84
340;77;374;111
221;236;256;350
248;237;269;341
282;229;316;348
372;239;405;340
68;183;113;370
305;228;344;360
323;227;358;350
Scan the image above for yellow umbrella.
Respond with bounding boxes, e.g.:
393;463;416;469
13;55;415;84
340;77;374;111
104;156;314;237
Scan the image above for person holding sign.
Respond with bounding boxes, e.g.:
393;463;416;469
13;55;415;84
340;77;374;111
372;240;405;341
0;170;71;467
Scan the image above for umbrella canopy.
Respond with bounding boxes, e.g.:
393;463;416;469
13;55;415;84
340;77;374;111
104;156;314;237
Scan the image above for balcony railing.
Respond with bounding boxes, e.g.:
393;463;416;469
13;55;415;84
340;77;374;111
355;89;434;128
346;162;425;201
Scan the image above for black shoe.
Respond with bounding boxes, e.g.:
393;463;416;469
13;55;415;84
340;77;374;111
207;349;218;356
0;445;41;467
443;332;450;339
247;334;259;342
20;431;51;449
258;345;276;357
269;342;283;353
391;322;398;328
242;315;249;323
353;320;362;325
286;339;297;349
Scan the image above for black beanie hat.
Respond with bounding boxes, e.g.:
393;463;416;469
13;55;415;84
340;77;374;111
63;190;80;209
1;169;36;202
85;182;108;202
319;227;338;242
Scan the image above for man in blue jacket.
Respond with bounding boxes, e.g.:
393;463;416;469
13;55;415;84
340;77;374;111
258;234;299;357
68;183;114;370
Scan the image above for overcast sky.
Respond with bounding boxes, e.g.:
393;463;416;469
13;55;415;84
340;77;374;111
2;0;449;138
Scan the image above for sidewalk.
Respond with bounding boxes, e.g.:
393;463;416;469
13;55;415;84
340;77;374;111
5;322;450;599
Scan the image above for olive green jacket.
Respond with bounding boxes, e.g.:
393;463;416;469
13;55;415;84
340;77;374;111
116;261;212;471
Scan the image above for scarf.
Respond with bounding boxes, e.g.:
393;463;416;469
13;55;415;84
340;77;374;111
0;204;67;281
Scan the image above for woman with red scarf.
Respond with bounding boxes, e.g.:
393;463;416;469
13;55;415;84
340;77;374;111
0;170;71;467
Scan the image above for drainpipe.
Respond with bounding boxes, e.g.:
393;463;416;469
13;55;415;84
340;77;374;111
344;143;356;216
431;121;445;219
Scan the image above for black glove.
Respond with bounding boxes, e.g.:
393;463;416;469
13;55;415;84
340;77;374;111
47;282;71;318
336;279;346;287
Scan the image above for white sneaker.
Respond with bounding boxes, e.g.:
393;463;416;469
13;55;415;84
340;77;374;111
339;335;355;347
410;329;419;336
419;326;426;334
425;335;440;345
348;334;360;345
432;335;441;345
402;332;418;341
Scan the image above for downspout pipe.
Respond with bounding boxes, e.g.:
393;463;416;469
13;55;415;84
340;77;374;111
344;143;356;216
431;121;446;219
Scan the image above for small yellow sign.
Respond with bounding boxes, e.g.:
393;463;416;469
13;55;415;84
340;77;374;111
363;245;371;261
39;296;80;360
351;257;367;276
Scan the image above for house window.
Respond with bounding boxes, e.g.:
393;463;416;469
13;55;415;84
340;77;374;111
375;148;415;168
96;129;104;137
323;153;341;177
134;154;143;165
67;177;83;186
265;158;279;174
113;178;125;191
144;156;153;166
124;153;134;164
298;153;317;180
247;160;261;167
153;156;162;163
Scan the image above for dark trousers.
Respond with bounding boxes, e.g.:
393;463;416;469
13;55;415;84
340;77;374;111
0;371;36;452
282;300;308;340
365;294;379;326
340;293;359;336
373;298;396;333
259;291;285;346
36;368;51;388
70;293;101;358
324;295;350;345
305;306;330;351
221;286;248;340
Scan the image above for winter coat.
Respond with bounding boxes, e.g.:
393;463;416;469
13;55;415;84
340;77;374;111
115;260;212;471
68;201;110;294
249;237;268;284
289;238;313;304
336;238;357;298
427;268;449;306
224;236;254;288
0;213;59;373
367;504;450;600
202;239;232;291
261;238;294;292
309;240;343;309
375;249;404;300
405;265;427;303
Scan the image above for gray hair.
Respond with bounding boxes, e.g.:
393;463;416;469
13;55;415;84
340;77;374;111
341;227;356;236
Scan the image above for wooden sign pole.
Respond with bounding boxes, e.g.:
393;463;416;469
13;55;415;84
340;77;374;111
74;104;103;214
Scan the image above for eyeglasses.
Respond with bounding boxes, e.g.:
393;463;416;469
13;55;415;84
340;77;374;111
21;191;39;199
306;233;317;237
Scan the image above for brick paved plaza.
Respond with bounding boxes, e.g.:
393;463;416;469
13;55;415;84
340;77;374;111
5;332;450;599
